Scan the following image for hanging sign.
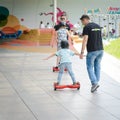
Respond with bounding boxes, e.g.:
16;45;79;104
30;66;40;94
87;8;100;14
108;7;120;14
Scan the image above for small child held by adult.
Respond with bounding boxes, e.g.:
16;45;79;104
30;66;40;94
44;40;79;85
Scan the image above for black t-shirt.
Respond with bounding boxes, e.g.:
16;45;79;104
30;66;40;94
83;22;103;52
54;22;70;31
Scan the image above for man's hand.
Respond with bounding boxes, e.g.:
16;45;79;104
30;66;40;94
80;35;88;59
80;54;84;59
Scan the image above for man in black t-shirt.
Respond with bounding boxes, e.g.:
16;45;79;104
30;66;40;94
80;15;104;93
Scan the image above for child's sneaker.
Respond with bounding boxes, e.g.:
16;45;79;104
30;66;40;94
56;82;59;85
55;66;59;69
73;82;77;85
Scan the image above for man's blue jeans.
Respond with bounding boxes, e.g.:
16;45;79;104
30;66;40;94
57;62;76;84
86;50;103;85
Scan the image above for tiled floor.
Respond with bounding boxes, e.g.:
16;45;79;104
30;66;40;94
0;49;120;120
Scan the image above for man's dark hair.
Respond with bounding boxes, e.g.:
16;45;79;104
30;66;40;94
80;15;90;20
61;40;69;49
61;12;67;18
61;14;65;17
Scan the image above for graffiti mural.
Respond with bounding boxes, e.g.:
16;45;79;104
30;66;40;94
40;8;73;28
0;6;9;27
0;6;29;39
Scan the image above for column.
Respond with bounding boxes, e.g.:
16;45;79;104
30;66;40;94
53;0;57;26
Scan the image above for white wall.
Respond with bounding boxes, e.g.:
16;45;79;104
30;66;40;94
0;0;120;29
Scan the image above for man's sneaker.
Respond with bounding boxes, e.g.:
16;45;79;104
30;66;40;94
91;84;100;93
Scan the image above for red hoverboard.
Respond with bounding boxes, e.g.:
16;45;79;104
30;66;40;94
54;82;80;91
53;67;67;72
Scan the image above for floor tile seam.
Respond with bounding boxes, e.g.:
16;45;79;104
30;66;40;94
28;73;81;120
78;93;120;120
2;72;39;120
